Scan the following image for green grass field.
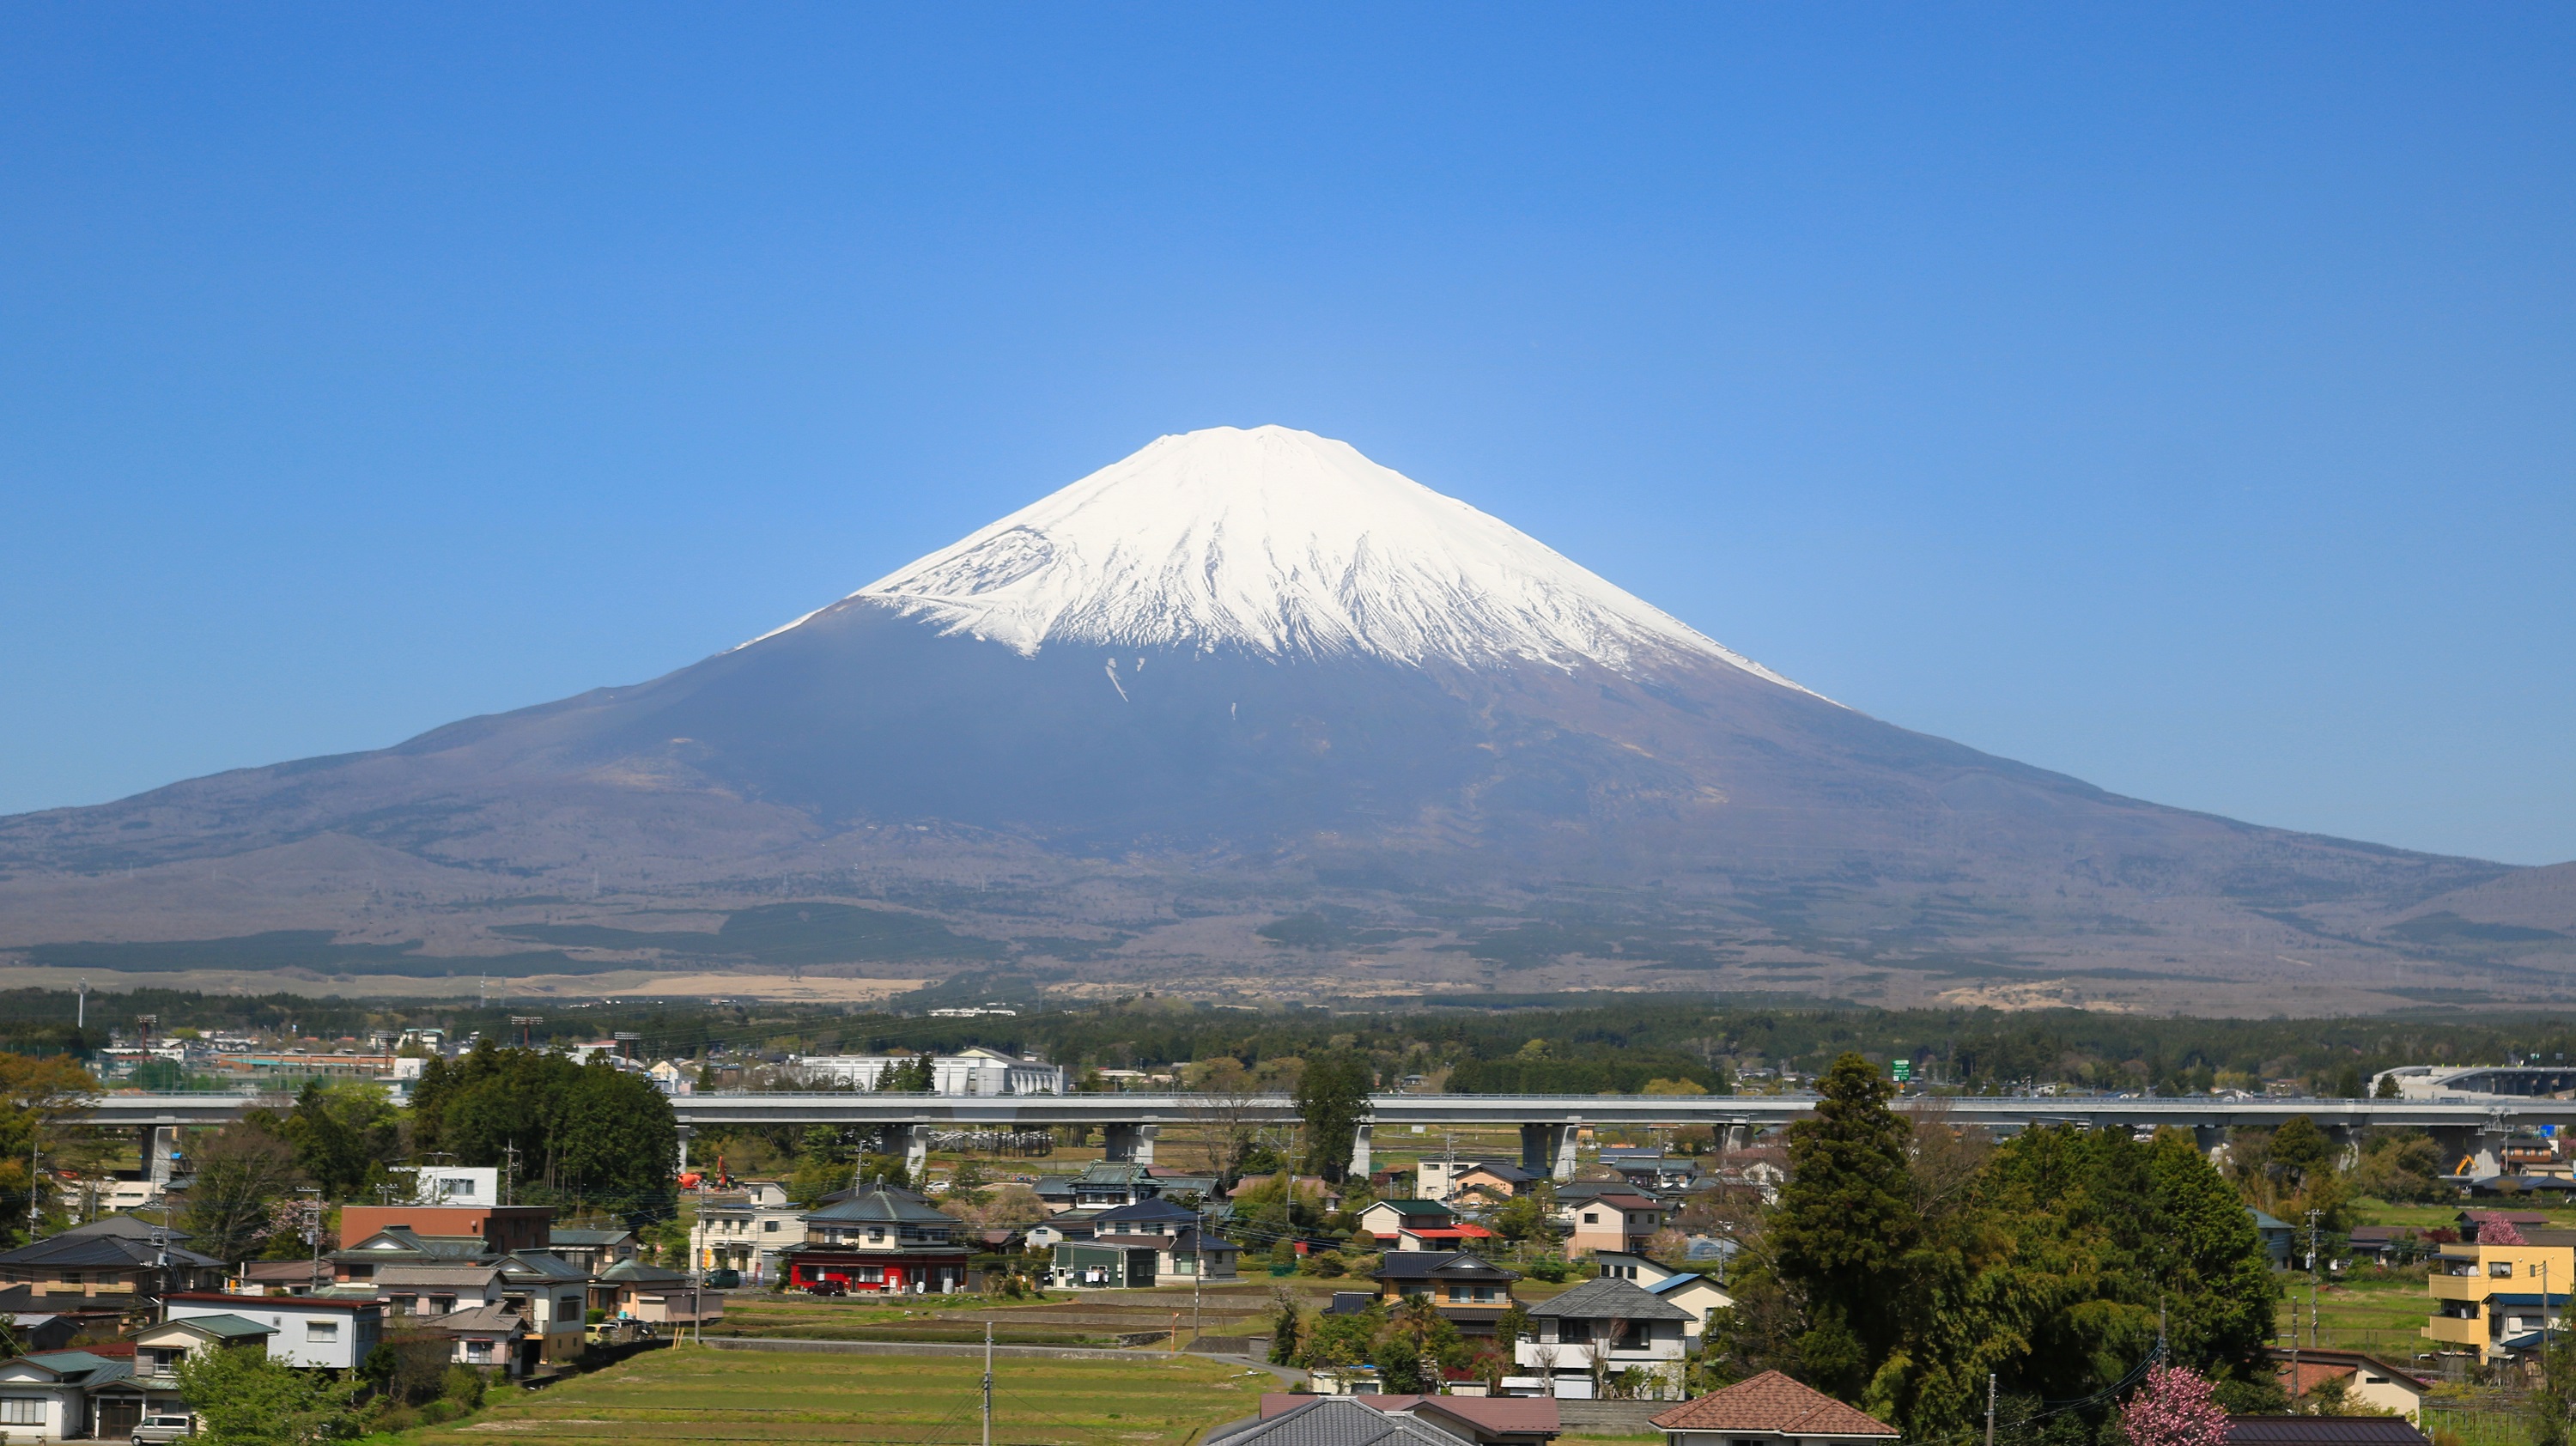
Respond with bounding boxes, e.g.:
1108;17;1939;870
2277;1268;2435;1358
393;1345;1274;1446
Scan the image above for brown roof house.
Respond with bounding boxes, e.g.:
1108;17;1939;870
1651;1371;1900;1446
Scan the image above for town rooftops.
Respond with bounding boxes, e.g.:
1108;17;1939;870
1207;1394;1473;1446
0;1232;224;1271
369;1264;504;1288
1526;1276;1691;1322
2224;1419;2432;1446
1373;1250;1520;1284
805;1183;957;1226
433;1303;527;1336
53;1216;194;1242
1651;1370;1899;1439
597;1260;694;1287
2;1350;131;1385
164;1292;382;1312
1374;1200;1457;1219
154;1312;277;1342
1259;1394;1559;1445
548;1226;635;1247
1091;1198;1200;1228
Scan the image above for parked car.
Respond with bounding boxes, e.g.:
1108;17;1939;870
805;1280;847;1297
704;1268;742;1289
132;1413;196;1444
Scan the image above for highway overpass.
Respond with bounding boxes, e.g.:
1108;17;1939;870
82;1088;2573;1179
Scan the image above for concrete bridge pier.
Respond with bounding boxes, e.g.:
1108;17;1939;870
147;1127;180;1188
2192;1124;2229;1166
1722;1124;1748;1154
677;1126;692;1176
877;1124;931;1179
1520;1123;1579;1182
1347;1123;1372;1180
1103;1123;1158;1166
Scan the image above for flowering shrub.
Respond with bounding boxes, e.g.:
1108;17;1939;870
2121;1364;2231;1446
2482;1217;2530;1246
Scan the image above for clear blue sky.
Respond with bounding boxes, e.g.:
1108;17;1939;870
3;5;2569;865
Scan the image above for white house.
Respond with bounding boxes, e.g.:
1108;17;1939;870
788;1047;1066;1096
1591;1253;1733;1340
0;1351;124;1443
389;1164;501;1206
163;1293;382;1371
690;1180;805;1283
1512;1277;1692;1400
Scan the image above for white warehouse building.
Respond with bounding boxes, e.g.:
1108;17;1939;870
790;1046;1064;1096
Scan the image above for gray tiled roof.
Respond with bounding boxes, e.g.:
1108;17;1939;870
1206;1396;1467;1446
1525;1275;1691;1321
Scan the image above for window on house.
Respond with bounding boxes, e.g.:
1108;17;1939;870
308;1320;338;1341
1559;1321;1591;1345
762;1220;779;1232
1583;1212;1600;1224
2494;1262;2517;1278
856;1267;884;1283
1;1397;42;1425
465;1341;492;1364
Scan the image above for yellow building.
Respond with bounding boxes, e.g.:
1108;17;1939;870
2425;1238;2574;1360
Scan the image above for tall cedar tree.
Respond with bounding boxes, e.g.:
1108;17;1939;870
1295;1050;1375;1183
1771;1052;1918;1400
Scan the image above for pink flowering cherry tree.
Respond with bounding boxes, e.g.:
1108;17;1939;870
2121;1364;2231;1446
2482;1217;2530;1246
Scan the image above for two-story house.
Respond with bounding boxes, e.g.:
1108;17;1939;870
163;1293;382;1372
546;1224;640;1276
1513;1277;1692;1400
0;1217;227;1302
1047;1200;1242;1289
690;1182;806;1284
1370;1251;1522;1336
1554;1188;1673;1261
2423;1230;2576;1361
1358;1199;1460;1243
786;1182;972;1294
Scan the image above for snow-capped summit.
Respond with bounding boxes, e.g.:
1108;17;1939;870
765;424;1807;689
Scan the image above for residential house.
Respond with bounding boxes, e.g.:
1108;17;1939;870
1419;1160;1536;1204
2221;1419;2434;1446
547;1225;641;1276
336;1203;554;1256
2250;1210;2297;1268
373;1263;507;1322
2421;1230;2576;1360
1605;1157;1699;1193
2267;1349;2433;1422
0;1350;131;1443
1253;1394;1562;1446
1555;1192;1672;1261
1399;1220;1498;1253
1650;1370;1900;1446
1370;1252;1522;1336
1048;1226;1240;1290
786;1182;971;1294
494;1249;593;1362
1033;1163;1181;1212
1514;1277;1692;1400
332;1225;497;1284
1206;1394;1481;1446
115;1312;274;1429
1359;1200;1459;1244
229;1260;329;1295
0;1217;227;1302
1591;1254;1732;1341
1025;1210;1104;1252
597;1260;723;1326
690;1187;803;1283
163;1293;381;1371
434;1303;532;1376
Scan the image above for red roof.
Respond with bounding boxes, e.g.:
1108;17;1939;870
1401;1224;1496;1239
1652;1371;1898;1438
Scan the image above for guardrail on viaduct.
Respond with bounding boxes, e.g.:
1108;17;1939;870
78;1089;2566;1181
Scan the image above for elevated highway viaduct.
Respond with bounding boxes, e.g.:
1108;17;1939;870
77;1091;2570;1181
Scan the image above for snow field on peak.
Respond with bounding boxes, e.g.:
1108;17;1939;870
770;425;1813;691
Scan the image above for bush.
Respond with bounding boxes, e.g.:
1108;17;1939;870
1297;1250;1347;1278
1525;1255;1571;1283
442;1365;488;1411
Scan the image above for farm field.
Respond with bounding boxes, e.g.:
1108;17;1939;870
2276;1269;2434;1359
397;1343;1273;1446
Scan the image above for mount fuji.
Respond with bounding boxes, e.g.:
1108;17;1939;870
2;426;2562;1011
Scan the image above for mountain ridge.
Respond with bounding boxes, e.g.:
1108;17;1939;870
0;427;2566;1012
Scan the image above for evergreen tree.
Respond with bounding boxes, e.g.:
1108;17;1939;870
1294;1049;1374;1184
1772;1052;1917;1400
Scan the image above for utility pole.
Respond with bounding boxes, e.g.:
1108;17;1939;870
1192;1199;1206;1349
503;1142;519;1206
981;1320;994;1446
301;1186;324;1290
1984;1372;1996;1446
2306;1208;2324;1351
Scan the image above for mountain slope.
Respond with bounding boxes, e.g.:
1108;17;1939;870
0;427;2555;1011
